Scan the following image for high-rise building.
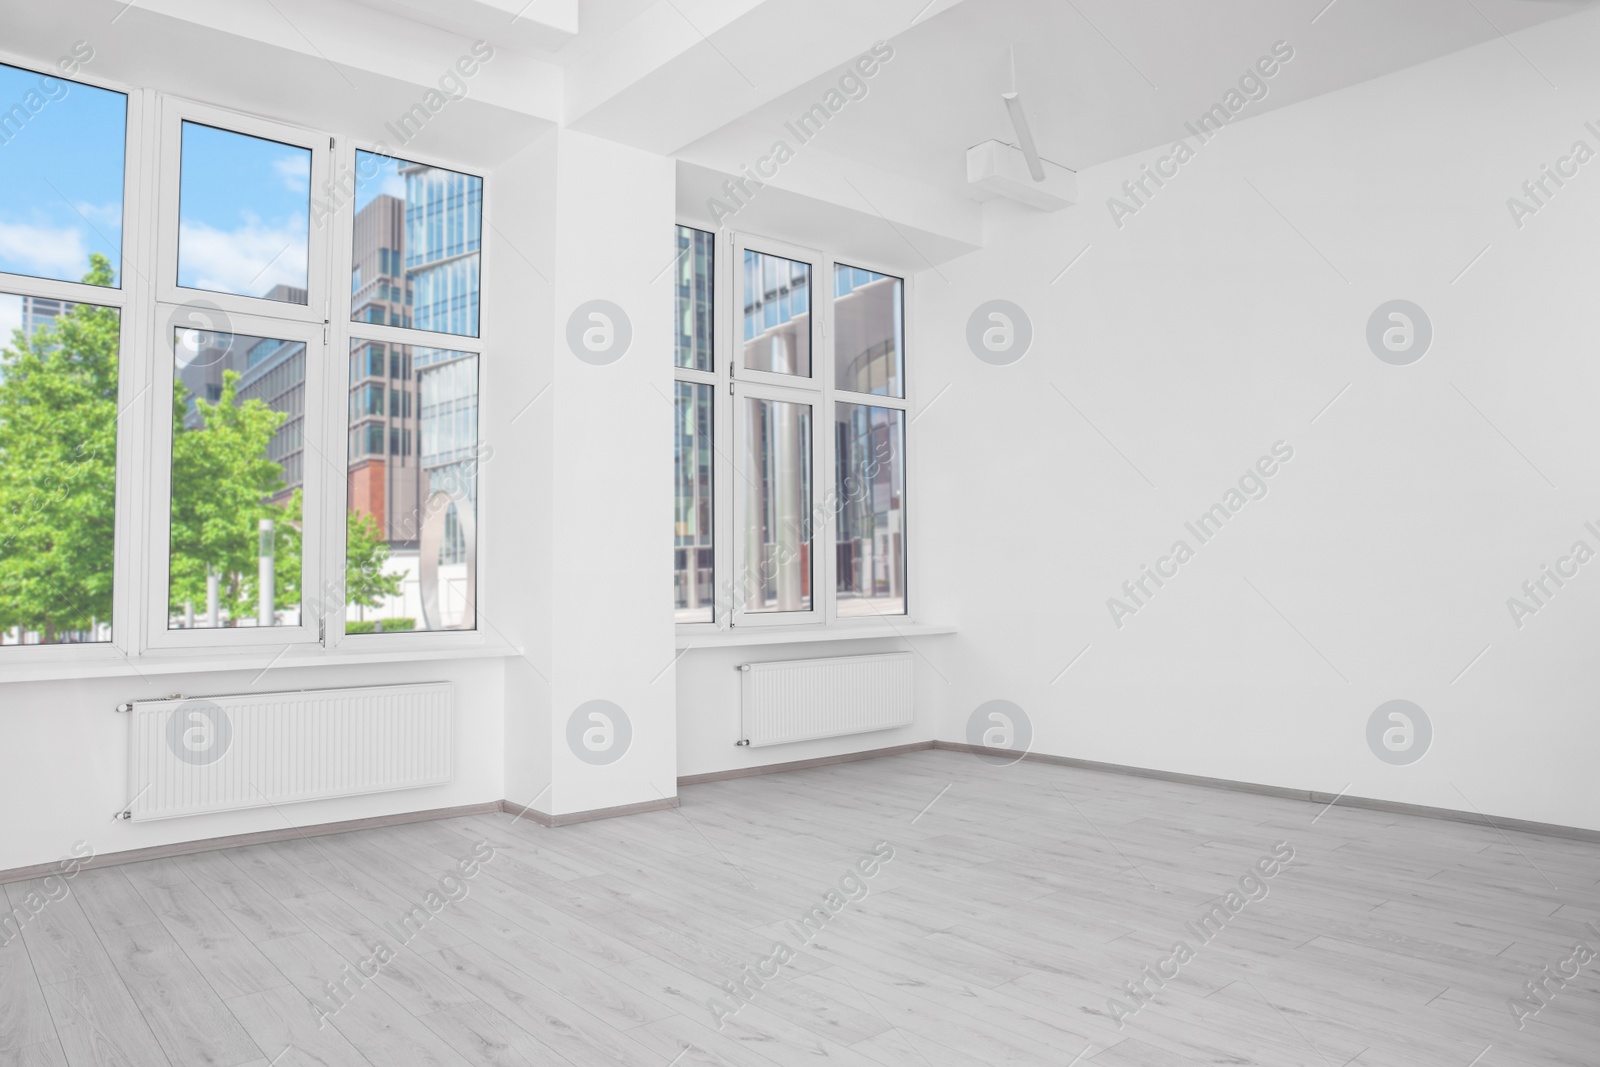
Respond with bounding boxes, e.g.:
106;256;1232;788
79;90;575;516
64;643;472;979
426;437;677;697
19;295;70;340
403;162;480;337
348;194;420;549
402;163;481;567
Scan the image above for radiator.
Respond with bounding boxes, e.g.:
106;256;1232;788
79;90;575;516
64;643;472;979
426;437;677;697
120;683;453;821
738;652;913;747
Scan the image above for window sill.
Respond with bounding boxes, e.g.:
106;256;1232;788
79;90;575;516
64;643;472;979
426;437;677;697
0;642;526;686
675;621;956;650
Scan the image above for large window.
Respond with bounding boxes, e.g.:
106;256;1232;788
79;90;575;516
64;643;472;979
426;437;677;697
0;59;128;647
0;56;491;665
674;229;910;630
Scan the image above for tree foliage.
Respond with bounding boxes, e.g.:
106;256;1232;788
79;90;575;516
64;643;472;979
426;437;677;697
345;509;403;613
0;254;120;639
168;370;301;622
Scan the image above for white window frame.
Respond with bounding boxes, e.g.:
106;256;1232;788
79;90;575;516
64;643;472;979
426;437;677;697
326;139;490;652
0;55;145;669
829;253;912;623
154;98;331;325
142;101;332;652
0;48;496;678
675;227;914;639
672;223;721;630
144;307;327;650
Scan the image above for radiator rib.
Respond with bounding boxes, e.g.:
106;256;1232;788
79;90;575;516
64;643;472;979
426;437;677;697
739;652;913;747
123;683;453;821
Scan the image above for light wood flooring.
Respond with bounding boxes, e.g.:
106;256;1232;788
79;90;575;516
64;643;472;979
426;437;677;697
3;749;1599;1066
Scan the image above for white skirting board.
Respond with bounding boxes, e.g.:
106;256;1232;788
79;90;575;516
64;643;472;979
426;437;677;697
738;651;913;747
121;682;454;821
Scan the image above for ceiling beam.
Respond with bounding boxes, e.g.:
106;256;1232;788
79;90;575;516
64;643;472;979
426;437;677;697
564;0;976;155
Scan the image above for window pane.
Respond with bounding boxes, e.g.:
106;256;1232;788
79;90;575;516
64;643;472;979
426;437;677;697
0;63;126;287
836;403;905;617
169;330;305;628
353;151;481;337
346;339;478;633
741;397;811;613
742;250;810;376
0;289;120;643
834;265;903;398
177;122;310;304
675;226;714;371
675;382;713;623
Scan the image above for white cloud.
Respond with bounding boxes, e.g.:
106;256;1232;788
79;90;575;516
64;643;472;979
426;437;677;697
381;171;404;200
0;221;90;280
179;217;308;299
75;201;123;231
274;154;310;195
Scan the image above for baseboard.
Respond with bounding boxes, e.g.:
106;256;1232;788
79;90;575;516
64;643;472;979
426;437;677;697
931;741;1600;844
499;795;679;827
0;800;504;886
677;740;936;786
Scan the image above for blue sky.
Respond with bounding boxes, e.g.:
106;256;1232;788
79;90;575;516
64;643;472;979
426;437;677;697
354;150;406;214
0;61;126;290
177;122;310;299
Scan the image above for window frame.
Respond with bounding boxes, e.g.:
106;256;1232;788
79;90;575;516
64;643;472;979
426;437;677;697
673;225;721;631
155;98;330;325
144;307;327;650
829;255;911;622
677;226;915;640
326;137;491;652
0;54;144;668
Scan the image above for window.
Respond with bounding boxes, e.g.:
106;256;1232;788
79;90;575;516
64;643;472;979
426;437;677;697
0;290;122;644
675;229;910;630
0;61;126;287
743;249;811;377
176;122;311;304
674;225;716;623
353;151;481;338
345;149;484;635
0;59;128;649
167;329;306;629
1;63;496;667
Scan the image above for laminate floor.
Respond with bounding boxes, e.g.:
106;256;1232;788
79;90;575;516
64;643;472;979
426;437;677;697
3;749;1598;1066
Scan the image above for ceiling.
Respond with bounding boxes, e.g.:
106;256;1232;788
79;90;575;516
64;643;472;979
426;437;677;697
682;0;1598;198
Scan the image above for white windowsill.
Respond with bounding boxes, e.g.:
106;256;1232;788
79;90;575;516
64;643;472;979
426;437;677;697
0;643;525;686
675;622;956;650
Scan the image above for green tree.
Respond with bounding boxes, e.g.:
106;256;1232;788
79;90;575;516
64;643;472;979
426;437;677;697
169;370;303;623
345;509;403;618
0;254;120;640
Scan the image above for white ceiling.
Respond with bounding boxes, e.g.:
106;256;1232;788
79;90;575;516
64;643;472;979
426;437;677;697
682;0;1597;198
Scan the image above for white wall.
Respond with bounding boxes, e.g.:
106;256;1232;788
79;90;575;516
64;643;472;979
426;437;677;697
916;13;1600;832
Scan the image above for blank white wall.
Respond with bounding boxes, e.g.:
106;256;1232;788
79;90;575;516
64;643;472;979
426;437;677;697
917;12;1600;832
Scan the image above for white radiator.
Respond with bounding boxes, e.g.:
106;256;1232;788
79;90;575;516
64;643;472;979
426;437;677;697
738;652;913;747
121;683;453;821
